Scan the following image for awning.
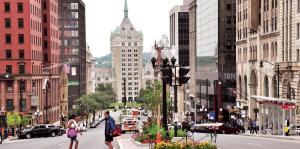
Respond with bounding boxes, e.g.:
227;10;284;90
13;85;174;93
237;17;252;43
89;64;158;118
250;95;296;105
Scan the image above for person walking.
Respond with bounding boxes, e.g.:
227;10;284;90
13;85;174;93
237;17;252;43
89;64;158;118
249;119;253;134
102;111;116;149
67;114;82;149
285;118;290;136
252;119;258;134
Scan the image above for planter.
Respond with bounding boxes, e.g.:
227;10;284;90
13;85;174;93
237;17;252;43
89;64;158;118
132;139;151;148
171;137;193;143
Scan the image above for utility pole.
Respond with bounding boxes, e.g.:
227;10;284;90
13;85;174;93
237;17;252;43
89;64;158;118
206;79;209;118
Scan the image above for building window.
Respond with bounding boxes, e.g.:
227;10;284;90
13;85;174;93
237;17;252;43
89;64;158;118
43;40;48;49
20;80;26;92
18;18;24;28
71;12;78;19
19;34;24;44
4;2;10;12
19;64;25;74
6;81;13;92
6;50;12;59
264;76;269;96
42;1;47;10
71;3;78;9
6;99;14;111
297;23;300;39
20;99;26;112
43;27;48;36
6;65;12;74
71;67;76;76
5;18;11;28
43;14;47;23
19;49;24;59
17;3;23;13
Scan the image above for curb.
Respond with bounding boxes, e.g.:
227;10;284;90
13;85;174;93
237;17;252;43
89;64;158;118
242;134;300;141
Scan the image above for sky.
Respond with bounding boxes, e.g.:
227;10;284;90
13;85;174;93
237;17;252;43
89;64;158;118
83;0;183;57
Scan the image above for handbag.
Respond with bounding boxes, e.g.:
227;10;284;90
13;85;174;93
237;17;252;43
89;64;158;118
112;127;122;137
67;128;77;138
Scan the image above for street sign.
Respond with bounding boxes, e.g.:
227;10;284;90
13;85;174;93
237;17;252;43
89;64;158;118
209;111;215;120
282;105;296;110
31;96;39;106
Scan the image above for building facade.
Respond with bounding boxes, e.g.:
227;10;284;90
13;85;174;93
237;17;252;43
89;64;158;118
86;46;96;94
58;0;86;110
236;0;300;125
111;0;143;102
196;0;236;122
0;0;60;124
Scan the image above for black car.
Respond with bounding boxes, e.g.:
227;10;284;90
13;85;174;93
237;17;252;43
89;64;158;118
90;121;98;128
55;125;66;136
17;124;61;139
181;121;192;131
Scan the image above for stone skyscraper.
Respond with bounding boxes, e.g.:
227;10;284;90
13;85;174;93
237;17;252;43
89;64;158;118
111;0;143;102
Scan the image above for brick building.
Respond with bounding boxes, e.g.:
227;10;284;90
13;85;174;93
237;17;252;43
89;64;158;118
0;0;60;124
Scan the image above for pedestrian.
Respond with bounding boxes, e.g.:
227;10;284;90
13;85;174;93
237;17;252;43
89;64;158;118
67;114;82;149
284;118;290;136
102;111;116;149
252;119;258;134
249;119;253;134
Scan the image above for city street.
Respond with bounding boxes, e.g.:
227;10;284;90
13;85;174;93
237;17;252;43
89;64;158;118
1;122;112;149
192;133;300;149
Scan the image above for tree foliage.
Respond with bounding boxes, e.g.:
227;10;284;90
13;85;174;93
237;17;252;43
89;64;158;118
139;80;162;111
7;112;21;127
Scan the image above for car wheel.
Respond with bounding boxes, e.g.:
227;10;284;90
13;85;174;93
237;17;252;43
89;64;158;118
51;132;56;137
122;131;125;134
221;130;226;134
25;133;31;139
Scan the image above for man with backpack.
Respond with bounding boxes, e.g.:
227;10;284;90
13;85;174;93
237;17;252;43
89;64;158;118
101;111;116;149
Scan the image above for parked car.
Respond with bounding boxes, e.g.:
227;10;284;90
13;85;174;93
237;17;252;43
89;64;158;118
190;124;210;133
55;125;66;136
290;125;300;136
209;123;240;134
90;121;98;128
181;121;192;131
17;124;61;139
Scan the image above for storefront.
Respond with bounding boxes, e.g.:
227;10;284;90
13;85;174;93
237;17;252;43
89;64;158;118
250;96;297;135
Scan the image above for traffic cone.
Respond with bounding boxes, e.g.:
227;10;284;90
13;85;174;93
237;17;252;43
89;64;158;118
156;132;162;143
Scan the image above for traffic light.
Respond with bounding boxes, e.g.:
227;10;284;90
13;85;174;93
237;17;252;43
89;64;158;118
161;67;172;84
179;67;190;85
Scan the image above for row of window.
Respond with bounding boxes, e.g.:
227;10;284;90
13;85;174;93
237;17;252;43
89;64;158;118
237;42;278;62
121;58;139;62
4;34;24;44
4;2;23;13
122;92;139;96
6;64;26;75
5;49;25;59
121;42;138;46
121;68;139;71
6;99;26;112
121;72;139;76
4;18;24;29
121;49;139;53
121;54;139;57
121;63;139;67
263;0;278;12
237;8;247;22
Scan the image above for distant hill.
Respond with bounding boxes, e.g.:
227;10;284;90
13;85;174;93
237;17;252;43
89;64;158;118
95;52;151;68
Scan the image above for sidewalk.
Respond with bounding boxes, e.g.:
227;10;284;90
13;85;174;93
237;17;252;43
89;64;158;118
116;134;149;149
241;131;300;141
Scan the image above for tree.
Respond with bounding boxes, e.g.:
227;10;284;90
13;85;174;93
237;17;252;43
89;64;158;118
7;112;21;127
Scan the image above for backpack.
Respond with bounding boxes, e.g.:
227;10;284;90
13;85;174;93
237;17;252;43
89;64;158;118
109;117;121;137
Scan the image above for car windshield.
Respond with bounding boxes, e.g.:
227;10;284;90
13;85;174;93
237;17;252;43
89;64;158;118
24;126;33;130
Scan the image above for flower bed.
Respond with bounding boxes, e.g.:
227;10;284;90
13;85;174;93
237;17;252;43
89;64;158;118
154;141;217;149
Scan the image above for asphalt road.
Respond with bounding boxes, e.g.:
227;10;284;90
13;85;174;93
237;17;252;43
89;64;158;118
191;133;300;149
1;122;112;149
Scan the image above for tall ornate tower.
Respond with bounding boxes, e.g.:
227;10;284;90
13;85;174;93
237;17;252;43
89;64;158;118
59;67;69;119
111;0;144;103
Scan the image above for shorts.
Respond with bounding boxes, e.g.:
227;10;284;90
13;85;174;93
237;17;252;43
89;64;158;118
105;135;113;142
70;136;78;142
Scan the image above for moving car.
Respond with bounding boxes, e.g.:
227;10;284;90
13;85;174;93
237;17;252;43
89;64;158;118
17;124;61;139
208;123;240;134
121;118;139;134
